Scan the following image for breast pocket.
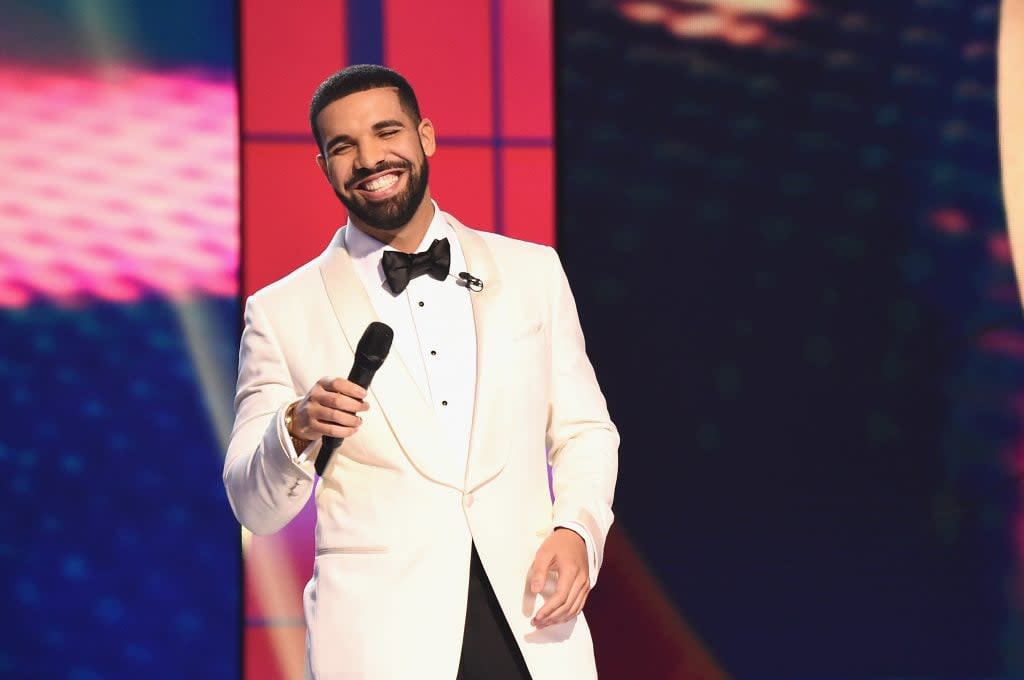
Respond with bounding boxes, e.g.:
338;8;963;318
498;318;550;405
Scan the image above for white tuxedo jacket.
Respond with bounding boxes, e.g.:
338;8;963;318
224;213;618;679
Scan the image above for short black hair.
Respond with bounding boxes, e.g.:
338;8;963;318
309;64;422;153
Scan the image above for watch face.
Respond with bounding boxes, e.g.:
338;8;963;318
285;402;299;434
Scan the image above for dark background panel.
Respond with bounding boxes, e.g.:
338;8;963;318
557;2;1020;677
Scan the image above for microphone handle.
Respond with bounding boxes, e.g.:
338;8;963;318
315;362;378;476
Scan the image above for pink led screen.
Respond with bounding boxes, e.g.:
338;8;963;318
0;64;238;308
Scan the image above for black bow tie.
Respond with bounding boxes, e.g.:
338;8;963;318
380;238;451;294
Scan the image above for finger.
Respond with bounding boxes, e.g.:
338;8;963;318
319;410;363;429
527;551;553;595
533;567;576;624
561;584;589;622
325;377;368;400
321;391;369;413
557;580;589;623
297;405;362;438
537;574;586;626
310;399;364;423
576;588;590;615
311;420;360;439
313;382;366;408
307;404;363;429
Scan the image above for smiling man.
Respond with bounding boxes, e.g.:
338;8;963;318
223;65;619;679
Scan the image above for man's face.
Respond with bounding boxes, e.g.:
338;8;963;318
315;87;435;231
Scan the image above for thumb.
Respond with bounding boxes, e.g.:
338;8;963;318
529;549;553;594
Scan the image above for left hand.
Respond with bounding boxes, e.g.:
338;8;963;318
527;528;590;629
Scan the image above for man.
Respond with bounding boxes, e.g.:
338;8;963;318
223;64;618;679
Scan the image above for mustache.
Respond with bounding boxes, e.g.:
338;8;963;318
345;161;412;190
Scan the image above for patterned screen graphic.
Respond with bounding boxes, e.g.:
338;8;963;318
0;66;237;306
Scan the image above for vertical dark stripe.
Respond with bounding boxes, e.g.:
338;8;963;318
347;0;384;65
491;0;505;234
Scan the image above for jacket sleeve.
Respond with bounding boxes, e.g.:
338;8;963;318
222;295;321;535
543;247;619;584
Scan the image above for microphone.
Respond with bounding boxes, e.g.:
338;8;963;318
315;321;394;476
457;271;484;292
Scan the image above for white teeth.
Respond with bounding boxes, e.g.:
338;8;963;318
362;174;399;192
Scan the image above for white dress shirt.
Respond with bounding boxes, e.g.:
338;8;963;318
345;202;477;485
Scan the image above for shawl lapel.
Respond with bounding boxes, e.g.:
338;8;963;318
316;229;461;490
444;215;511;492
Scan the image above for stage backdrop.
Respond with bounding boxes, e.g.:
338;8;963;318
5;1;1016;678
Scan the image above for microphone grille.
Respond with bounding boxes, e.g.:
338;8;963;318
356;321;394;368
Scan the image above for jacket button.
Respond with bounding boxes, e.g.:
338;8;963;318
463;493;474;508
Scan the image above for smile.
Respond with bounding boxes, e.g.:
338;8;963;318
351;169;406;201
360;173;399;192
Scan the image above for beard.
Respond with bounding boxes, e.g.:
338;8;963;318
335;155;430;231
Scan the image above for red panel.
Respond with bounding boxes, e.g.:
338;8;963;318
428;146;495;231
245;625;306;680
242;0;344;134
500;0;553;138
501;147;554;246
242;141;346;296
384;0;493;137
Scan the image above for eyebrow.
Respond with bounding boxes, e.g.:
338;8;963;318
324;120;407;152
373;119;406;131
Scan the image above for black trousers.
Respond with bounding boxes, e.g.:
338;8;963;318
456;543;533;680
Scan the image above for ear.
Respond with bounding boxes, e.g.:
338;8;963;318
418;118;437;157
315;153;328;178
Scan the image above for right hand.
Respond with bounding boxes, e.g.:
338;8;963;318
288;377;370;441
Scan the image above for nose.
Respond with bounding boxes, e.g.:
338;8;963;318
355;137;386;171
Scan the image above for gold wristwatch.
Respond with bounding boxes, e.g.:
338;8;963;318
284;400;312;454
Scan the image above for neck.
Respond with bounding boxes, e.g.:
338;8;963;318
352;192;436;253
